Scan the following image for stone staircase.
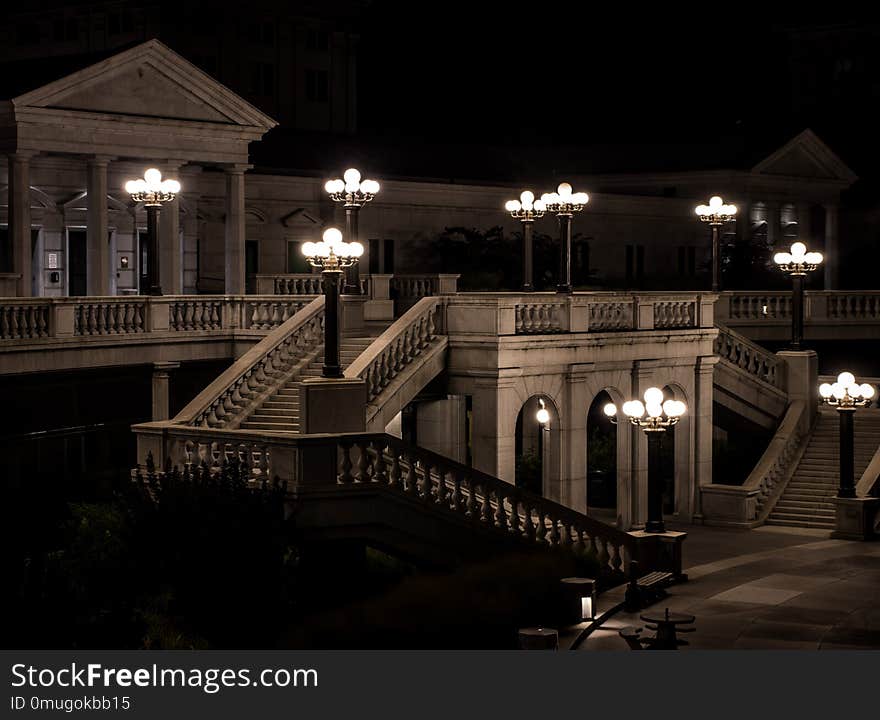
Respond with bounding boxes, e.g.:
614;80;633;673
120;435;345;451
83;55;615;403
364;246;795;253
766;409;880;530
239;335;377;433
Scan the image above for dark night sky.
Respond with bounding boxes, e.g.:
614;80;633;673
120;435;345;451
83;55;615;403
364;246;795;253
356;5;787;145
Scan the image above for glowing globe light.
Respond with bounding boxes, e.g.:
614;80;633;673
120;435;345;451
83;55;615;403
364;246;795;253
603;403;618;417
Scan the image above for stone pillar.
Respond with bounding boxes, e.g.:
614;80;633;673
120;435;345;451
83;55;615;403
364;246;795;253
160;161;183;295
472;377;518;484
630;362;653;529
777;350;818;434
224;165;247;295
8;152;32;297
564;371;589;513
797;202;812;246
766;201;780;248
151;361;180;421
693;356;718;521
416;395;467;464
824;204;838;290
87;157;111;296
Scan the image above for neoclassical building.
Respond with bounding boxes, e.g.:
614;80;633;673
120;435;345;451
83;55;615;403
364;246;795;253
0;40;857;299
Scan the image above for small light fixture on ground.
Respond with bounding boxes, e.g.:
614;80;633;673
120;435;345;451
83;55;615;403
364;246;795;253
125;168;180;296
505;190;546;291
302;227;364;378
561;577;596;623
325;168;379;294
695;195;737;293
819;372;875;498
605;387;686;533
540;183;589;294
773;241;823;350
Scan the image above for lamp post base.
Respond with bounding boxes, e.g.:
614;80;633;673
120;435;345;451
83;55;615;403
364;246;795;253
556;284;572;294
321;365;344;379
644;520;666;534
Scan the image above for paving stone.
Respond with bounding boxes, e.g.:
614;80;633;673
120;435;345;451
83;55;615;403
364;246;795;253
710;584;803;605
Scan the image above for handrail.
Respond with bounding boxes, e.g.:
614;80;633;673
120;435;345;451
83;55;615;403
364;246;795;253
345;296;444;403
714;322;784;391
172;296;324;427
132;424;638;577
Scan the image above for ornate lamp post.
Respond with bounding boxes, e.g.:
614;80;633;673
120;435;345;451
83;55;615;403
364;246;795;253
605;388;686;533
819;372;875;498
325;168;380;295
773;241;823;350
302;228;364;378
505;190;546;291
695;195;737;293
540;183;589;294
125;168;180;296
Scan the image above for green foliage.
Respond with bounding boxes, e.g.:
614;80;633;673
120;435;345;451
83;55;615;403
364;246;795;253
515;450;543;495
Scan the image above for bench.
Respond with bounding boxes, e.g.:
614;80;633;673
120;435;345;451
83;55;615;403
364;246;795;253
624;563;674;611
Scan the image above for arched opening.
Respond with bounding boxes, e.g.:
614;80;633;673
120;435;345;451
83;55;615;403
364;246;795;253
587;390;617;512
514;395;558;497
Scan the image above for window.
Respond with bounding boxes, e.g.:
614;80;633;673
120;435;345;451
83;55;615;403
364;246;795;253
307;28;329;51
286;241;311;273
626;244;645;285
0;227;11;273
306;68;328;102
245;240;259;276
250;62;275;96
677;247;697;276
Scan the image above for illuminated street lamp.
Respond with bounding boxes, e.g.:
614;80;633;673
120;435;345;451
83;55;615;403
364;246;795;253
302;227;364;378
506;190;546;291
125;168;180;295
773;241;823;350
819;372;875;498
605;387;686;533
695;195;737;293
325;168;380;295
540;183;589;294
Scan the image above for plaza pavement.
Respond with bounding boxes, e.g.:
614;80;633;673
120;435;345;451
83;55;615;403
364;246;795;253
577;524;880;650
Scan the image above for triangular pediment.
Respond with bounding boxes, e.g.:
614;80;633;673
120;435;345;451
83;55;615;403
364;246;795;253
13;39;276;131
752;129;857;184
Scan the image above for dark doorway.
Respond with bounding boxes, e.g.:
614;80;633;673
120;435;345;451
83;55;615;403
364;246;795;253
68;229;87;296
587;391;617;510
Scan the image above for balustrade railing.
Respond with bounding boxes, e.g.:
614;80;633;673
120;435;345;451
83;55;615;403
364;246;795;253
169;299;222;331
171;296;325;428
701;401;807;526
714;324;782;389
132;425;640;578
588;299;634;331
243;298;315;330
718;291;880;325
654;299;695;329
0;300;51;339
827;293;880;320
515;302;564;333
255;274;371;296
74;299;147;335
346;297;444;404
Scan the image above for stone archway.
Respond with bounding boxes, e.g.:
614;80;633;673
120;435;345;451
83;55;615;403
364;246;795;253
586;390;618;514
514;394;561;498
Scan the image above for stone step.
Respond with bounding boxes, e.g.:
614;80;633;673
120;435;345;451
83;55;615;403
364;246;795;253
775;499;836;511
765;518;834;530
240;420;300;431
255;408;299;418
769;510;835;522
782;487;836;496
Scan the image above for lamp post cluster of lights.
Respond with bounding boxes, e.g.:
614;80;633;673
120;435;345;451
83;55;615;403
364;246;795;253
325;168;380;294
819;372;875;498
506;182;588;294
505;191;546;291
302;228;364;378
773;241;823;350
604;387;686;533
125;168;181;296
695;195;737;293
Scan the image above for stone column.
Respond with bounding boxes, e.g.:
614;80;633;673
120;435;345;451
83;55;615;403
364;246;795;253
160;161;183;294
797;202;812;246
151;361;180;421
766;201;780;248
630;362;653;529
224;165;248;295
472;377;518;484
86;157;111;296
692;355;718;521
824;203;838;290
8;152;33;297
